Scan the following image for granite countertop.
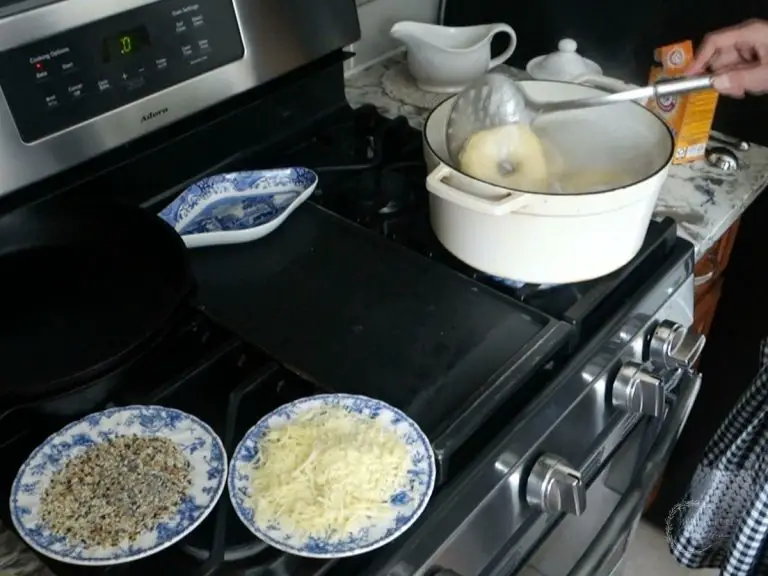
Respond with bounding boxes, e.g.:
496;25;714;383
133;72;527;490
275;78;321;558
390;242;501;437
345;52;768;261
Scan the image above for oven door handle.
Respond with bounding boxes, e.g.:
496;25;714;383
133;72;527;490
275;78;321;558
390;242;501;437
565;369;702;576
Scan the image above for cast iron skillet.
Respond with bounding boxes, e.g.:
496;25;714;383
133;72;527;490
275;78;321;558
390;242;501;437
0;198;194;411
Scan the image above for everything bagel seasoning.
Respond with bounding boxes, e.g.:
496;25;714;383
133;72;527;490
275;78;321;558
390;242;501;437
39;435;191;548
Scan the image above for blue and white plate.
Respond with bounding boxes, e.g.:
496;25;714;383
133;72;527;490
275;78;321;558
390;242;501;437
10;405;227;566
228;394;436;558
158;168;318;248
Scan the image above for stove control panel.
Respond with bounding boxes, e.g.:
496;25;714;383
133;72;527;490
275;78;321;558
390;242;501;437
0;0;244;142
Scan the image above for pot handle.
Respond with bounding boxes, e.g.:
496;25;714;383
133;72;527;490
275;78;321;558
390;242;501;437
488;24;518;69
426;163;528;216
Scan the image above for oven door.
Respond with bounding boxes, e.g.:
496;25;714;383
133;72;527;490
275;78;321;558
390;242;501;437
511;368;701;576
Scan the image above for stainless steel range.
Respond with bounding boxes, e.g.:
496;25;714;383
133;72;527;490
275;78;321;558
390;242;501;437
0;1;703;575
367;243;703;576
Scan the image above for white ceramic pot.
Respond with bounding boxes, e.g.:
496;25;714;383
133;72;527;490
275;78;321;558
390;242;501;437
423;80;674;285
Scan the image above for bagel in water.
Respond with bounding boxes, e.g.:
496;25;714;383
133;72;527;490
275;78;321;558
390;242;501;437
458;124;549;192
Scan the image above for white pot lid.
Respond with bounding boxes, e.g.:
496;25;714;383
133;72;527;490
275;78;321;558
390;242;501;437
526;38;603;81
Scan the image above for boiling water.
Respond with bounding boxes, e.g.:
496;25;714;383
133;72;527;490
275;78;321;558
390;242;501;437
458;108;665;195
538;109;665;193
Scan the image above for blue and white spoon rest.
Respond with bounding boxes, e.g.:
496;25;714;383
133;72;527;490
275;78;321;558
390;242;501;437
158;168;318;248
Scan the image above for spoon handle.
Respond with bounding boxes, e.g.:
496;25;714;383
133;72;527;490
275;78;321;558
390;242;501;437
540;75;714;113
654;75;715;96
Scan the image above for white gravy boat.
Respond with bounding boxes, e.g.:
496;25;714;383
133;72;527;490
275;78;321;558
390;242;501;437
390;21;517;93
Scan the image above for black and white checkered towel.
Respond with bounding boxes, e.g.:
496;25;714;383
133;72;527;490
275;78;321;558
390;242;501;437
669;338;768;575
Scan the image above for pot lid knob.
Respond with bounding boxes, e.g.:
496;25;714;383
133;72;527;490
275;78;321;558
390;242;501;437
526;37;603;82
558;38;578;53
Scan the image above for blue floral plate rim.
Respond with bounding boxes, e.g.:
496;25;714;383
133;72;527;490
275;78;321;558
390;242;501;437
228;393;436;559
10;405;228;566
157;167;319;248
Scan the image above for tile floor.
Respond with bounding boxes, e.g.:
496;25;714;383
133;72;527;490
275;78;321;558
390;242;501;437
623;520;719;575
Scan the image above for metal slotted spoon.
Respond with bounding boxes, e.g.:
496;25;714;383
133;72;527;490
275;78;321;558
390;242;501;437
446;72;714;163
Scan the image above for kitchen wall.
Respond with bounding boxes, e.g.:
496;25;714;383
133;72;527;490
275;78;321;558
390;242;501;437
346;0;439;73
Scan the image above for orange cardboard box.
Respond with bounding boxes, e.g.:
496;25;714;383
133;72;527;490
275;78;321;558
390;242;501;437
645;40;719;164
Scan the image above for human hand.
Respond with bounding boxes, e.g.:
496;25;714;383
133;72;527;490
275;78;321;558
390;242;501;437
688;18;768;98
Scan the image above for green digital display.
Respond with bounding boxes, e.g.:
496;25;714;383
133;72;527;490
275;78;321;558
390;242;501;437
102;26;151;62
119;35;134;55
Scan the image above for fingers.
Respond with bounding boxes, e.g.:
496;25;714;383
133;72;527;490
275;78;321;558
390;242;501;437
688;19;768;74
688;35;722;74
689;24;748;74
712;64;768;97
754;42;768;64
708;47;745;72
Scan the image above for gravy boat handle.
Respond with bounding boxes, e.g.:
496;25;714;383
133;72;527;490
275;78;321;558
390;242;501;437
488;24;517;69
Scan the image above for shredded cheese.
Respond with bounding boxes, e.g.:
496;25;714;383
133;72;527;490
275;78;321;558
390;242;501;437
249;406;411;542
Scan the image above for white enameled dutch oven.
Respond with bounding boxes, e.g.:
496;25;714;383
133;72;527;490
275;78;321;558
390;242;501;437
423;79;674;285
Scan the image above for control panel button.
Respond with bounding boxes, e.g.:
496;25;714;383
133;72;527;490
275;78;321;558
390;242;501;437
155;58;168;71
60;60;76;74
121;65;146;80
67;82;84;99
121;72;146;90
198;39;210;53
191;15;205;27
44;94;59;109
175;19;187;33
125;80;146;91
97;79;112;92
181;44;193;58
32;59;50;81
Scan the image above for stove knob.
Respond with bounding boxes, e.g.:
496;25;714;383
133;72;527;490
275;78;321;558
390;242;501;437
649;320;706;370
612;361;664;417
526;454;585;516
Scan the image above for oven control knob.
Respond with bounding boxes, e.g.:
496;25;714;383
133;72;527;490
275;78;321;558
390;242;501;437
649;320;706;370
612;361;664;417
526;454;586;516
